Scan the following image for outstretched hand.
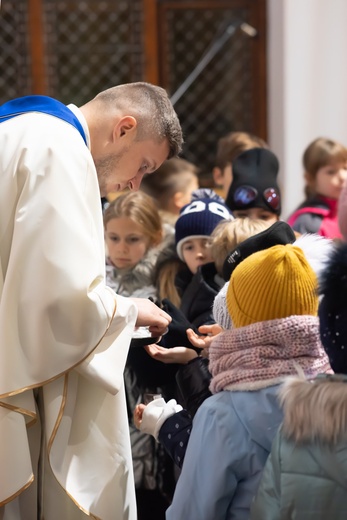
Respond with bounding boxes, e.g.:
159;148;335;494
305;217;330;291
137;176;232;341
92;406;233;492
133;403;146;430
186;324;223;352
131;298;172;337
144;344;198;364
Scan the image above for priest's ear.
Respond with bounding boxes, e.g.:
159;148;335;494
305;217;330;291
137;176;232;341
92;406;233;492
113;115;137;141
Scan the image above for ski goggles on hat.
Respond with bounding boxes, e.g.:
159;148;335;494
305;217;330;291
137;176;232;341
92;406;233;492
233;185;280;211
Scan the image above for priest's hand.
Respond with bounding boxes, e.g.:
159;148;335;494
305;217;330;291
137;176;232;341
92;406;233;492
131;297;172;337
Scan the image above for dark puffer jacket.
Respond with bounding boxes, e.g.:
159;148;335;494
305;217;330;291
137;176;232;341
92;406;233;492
175;262;224;328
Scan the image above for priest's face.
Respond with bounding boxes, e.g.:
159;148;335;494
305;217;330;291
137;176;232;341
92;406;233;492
95;138;169;197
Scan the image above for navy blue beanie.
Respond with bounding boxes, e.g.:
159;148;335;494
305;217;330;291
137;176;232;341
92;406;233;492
175;198;233;260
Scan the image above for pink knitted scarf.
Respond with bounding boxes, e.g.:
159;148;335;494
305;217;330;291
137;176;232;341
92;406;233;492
209;315;332;394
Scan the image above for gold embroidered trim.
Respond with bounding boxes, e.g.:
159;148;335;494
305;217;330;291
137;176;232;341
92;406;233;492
1;298;118;517
0;402;37;429
0;296;118;400
0;400;36;419
45;298;118;518
0;474;34;507
45;371;101;519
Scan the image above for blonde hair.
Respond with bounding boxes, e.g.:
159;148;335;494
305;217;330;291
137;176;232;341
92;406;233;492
303;137;347;198
211;218;271;275
103;191;163;247
140;157;199;211
156;256;185;307
280;374;347;444
215;131;268;170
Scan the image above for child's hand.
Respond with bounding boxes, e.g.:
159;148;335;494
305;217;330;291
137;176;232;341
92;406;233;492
134;398;183;439
133;403;146;430
144;344;198;364
186;324;223;352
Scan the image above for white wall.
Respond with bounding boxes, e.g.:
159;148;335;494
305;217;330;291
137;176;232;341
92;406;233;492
267;0;347;219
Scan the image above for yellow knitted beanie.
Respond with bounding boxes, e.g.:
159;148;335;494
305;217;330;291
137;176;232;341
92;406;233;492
226;244;318;328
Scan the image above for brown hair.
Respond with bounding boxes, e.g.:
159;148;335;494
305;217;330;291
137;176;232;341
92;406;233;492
303;137;347;198
103;191;163;247
215;131;268;170
140;157;199;210
211;218;271;275
95;82;183;159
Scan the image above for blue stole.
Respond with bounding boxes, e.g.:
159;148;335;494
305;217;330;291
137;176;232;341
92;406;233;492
0;95;87;145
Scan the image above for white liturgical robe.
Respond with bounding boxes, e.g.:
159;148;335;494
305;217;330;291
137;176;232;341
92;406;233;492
0;105;137;519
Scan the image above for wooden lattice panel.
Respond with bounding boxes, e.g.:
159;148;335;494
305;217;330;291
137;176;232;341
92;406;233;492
158;1;264;178
0;0;32;102
0;0;266;182
43;0;145;104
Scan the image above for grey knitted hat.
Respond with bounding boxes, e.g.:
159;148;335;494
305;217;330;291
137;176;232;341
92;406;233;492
213;282;232;330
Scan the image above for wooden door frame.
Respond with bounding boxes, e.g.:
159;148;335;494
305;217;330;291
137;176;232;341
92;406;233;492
28;0;47;93
26;0;267;139
151;0;267;140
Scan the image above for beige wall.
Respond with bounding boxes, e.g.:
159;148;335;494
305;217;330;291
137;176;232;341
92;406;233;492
267;0;347;219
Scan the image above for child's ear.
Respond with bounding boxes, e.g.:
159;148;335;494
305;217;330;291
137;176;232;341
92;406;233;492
173;191;187;211
304;170;315;188
212;166;224;186
151;230;164;248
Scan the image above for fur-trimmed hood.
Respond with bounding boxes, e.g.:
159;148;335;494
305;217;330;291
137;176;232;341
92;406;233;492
280;373;347;444
106;247;159;299
293;231;334;280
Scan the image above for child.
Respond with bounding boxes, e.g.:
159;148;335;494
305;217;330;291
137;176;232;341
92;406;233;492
213;220;296;330
140;157;199;229
103;191;175;520
146;194;233;416
156;192;233;329
135;236;327;488
251;241;347;520
104;190;164;298
174;193;232;324
287;137;347;238
212;131;268;199
135;222;297;466
210;217;271;278
165;244;331;520
146;219;274;412
225;147;281;224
